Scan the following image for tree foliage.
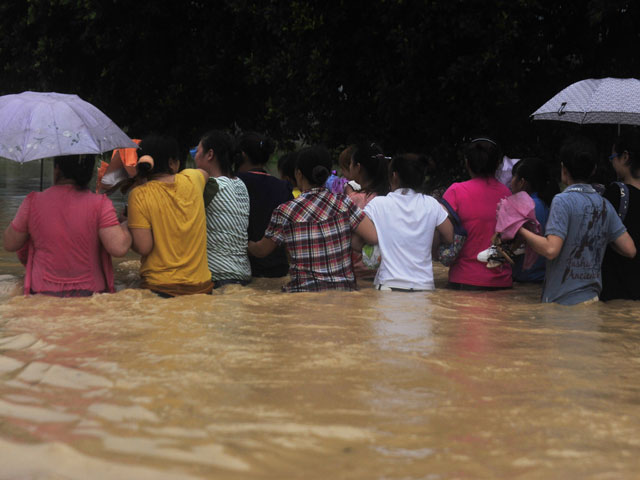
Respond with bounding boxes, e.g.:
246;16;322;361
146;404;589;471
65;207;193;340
1;0;639;173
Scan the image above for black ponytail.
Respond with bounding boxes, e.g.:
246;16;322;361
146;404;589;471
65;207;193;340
54;155;95;189
351;142;390;196
238;131;276;166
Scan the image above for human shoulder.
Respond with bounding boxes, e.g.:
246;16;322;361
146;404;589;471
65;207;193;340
178;168;206;189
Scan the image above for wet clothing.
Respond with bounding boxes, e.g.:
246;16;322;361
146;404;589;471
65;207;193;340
11;184;118;296
365;189;448;290
264;188;364;292
203;176;251;283
442;177;512;288
237;169;293;277
543;184;626;305
128;169;212;295
601;183;640;301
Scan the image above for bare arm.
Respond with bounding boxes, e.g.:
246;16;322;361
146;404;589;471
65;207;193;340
436;217;454;245
99;222;132;257
129;227;154;256
518;228;564;260
611;231;636;258
3;224;28;252
248;237;277;258
354;216;378;245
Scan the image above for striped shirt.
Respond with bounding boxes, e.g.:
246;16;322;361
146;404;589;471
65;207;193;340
265;187;365;292
204;177;251;281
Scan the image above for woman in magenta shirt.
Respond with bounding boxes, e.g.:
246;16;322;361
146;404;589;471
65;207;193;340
442;138;512;290
3;155;131;296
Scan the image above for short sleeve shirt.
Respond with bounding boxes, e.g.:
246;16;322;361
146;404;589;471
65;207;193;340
265;188;365;292
128;169;211;287
543;184;626;305
365;189;448;290
442;177;513;287
11;185;119;294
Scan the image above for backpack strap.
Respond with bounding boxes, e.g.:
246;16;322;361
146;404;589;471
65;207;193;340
613;181;629;221
438;198;468;236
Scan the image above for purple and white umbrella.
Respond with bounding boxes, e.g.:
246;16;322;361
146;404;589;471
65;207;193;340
531;77;640;127
0;91;138;163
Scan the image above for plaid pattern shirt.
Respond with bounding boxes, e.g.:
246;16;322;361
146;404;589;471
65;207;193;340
265;187;365;292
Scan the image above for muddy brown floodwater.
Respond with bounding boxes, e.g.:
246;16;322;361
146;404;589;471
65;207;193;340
1;160;640;479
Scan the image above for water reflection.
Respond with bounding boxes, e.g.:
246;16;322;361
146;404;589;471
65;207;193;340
1;167;640;478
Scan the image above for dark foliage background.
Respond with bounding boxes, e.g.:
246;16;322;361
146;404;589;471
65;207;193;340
1;0;639;183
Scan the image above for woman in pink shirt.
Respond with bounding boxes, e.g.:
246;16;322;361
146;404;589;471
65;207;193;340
3;155;132;296
442;138;512;290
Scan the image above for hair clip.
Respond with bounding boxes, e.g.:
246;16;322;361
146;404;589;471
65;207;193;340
138;155;154;170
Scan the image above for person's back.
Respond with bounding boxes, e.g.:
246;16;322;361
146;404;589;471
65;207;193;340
542;184;624;304
443;138;513;289
509;157;556;283
268;188;361;292
364;154;451;291
249;145;377;292
4;155;130;296
204;176;251;283
237;170;292;276
16;186;117;295
129;169;211;289
236;132;293;277
444;177;512;287
517;136;635;305
598;132;640;301
601;183;640;300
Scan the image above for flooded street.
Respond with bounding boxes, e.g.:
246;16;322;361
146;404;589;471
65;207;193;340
1;159;640;479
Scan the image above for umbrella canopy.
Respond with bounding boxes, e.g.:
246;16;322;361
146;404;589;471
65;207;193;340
0;91;138;163
531;77;640;126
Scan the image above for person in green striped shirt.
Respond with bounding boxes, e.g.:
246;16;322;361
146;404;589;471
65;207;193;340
194;130;252;288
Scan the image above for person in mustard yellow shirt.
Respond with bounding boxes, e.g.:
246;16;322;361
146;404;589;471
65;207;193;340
127;135;213;297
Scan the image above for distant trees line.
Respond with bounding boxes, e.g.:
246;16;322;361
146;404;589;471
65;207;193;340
1;1;638;181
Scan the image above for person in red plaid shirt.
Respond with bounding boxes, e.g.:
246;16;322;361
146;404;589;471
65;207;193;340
248;145;378;292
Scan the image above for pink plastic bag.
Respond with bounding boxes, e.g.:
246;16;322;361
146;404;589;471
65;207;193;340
495;192;541;270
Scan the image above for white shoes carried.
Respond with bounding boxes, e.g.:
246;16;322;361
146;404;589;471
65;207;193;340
477;246;498;263
477;246;506;269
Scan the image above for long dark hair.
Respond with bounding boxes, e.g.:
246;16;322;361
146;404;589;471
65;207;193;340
54;155;95;189
512;157;559;206
351;142;389;195
296;145;332;187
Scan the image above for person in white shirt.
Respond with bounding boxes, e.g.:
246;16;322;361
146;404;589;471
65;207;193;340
362;153;453;291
